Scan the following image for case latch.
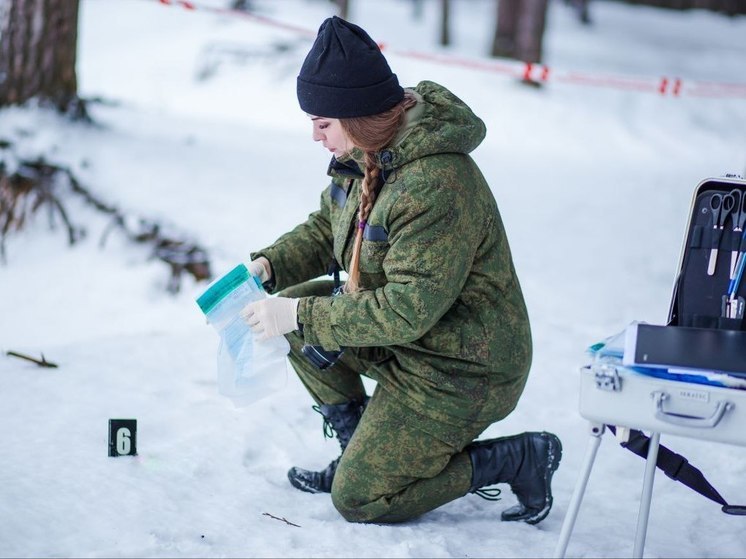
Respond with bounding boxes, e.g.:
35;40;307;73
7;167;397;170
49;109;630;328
591;363;622;392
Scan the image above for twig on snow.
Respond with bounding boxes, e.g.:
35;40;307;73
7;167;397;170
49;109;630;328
262;512;301;528
6;350;58;368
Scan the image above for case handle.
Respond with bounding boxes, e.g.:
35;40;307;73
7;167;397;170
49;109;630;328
651;391;732;428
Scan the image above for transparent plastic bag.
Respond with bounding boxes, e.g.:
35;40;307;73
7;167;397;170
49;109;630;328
196;264;289;406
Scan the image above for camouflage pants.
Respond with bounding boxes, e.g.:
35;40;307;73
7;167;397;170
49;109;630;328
280;280;495;523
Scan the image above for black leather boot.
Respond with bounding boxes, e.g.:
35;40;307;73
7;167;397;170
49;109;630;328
287;397;369;494
466;431;562;524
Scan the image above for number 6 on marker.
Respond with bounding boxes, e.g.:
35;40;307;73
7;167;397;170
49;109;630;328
108;419;137;457
117;428;132;455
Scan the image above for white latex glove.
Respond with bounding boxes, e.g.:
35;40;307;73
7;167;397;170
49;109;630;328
246;257;271;284
241;297;299;341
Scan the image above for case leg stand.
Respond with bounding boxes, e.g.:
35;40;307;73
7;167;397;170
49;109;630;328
632;431;660;559
554;423;605;559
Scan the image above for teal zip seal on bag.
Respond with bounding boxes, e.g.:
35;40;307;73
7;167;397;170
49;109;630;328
196;264;251;316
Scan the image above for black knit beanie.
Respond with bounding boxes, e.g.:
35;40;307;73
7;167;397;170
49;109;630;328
297;16;404;118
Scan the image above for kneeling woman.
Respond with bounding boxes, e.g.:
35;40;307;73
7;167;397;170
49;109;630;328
242;16;561;525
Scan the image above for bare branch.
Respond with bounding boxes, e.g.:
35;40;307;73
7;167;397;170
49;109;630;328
0;143;212;293
6;350;58;368
262;512;301;528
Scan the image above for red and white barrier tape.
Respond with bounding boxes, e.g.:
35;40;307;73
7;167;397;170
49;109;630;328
153;0;746;99
157;0;316;36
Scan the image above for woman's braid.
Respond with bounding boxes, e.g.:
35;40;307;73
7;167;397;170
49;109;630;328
346;154;381;293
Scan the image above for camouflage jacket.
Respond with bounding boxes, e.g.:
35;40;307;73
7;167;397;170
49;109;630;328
254;81;532;426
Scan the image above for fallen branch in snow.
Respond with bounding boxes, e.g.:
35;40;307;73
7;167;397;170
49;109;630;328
262;512;301;528
0;140;212;293
6;350;58;368
0;149;84;260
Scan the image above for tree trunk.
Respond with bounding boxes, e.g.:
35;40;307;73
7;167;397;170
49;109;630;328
411;0;424;20
515;0;548;63
336;0;350;20
492;0;519;59
492;0;548;63
231;0;254;10
439;0;450;46
0;0;81;112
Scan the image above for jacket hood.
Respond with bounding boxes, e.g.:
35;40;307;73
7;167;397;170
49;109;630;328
393;80;486;164
330;80;486;177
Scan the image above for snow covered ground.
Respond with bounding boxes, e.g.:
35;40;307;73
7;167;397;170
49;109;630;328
1;0;746;557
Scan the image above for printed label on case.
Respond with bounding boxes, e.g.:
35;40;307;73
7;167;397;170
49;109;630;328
676;388;710;403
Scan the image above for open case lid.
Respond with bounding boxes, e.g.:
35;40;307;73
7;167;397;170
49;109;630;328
668;175;746;328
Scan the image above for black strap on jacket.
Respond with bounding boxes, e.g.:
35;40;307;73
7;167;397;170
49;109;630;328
607;425;746;515
327;259;342;294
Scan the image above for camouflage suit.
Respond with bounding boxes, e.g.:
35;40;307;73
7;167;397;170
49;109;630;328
253;81;532;523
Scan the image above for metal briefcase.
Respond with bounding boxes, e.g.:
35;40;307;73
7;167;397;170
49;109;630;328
579;361;746;447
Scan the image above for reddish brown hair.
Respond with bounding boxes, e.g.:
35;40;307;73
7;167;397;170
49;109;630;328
340;91;417;292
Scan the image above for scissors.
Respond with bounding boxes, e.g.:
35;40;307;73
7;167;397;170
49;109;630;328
729;189;746;278
707;191;736;276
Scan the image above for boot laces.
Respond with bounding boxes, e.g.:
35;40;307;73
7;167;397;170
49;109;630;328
474;486;502;501
312;405;336;440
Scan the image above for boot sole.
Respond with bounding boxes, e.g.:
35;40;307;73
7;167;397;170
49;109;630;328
287;467;327;494
502;432;563;525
